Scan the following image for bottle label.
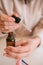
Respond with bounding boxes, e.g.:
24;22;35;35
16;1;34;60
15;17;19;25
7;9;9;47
7;42;15;47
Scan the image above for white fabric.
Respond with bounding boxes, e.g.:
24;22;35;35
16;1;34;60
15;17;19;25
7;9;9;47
0;0;43;65
14;0;42;31
0;0;42;31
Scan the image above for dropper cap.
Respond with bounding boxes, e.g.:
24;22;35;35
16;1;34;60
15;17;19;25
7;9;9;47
12;15;21;23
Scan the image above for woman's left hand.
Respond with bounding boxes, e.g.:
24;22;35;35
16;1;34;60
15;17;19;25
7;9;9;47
4;37;40;59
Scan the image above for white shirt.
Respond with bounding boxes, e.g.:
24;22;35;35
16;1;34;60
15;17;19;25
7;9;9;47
0;0;43;65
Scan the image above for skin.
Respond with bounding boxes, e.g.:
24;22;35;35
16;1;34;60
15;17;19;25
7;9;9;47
3;36;40;59
0;13;41;59
0;13;19;33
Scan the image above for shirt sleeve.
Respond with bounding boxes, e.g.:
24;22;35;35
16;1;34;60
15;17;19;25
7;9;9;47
33;18;43;47
0;0;5;15
0;10;2;16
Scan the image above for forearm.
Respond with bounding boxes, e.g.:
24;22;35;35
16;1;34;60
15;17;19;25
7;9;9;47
32;17;43;47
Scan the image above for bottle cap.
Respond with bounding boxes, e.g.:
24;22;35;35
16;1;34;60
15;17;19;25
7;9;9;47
12;15;21;23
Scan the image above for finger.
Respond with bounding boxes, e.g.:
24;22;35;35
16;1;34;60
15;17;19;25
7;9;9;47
1;14;15;22
4;49;30;58
8;23;19;29
0;23;5;26
5;44;30;53
1;28;14;33
8;17;15;22
0;26;5;28
0;20;15;26
4;49;19;59
1;24;17;30
15;40;28;46
0;25;9;30
6;25;19;32
13;13;19;17
1;29;9;33
0;24;18;33
15;39;28;46
3;53;11;58
0;21;6;27
3;22;19;29
4;21;16;26
0;26;13;33
0;26;9;31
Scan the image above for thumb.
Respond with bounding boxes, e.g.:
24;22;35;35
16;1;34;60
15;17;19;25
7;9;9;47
13;12;19;17
15;39;28;46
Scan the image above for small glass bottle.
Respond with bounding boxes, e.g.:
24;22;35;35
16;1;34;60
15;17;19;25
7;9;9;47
6;15;21;47
6;32;15;47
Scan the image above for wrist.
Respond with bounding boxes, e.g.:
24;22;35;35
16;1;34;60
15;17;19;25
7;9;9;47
31;36;41;48
36;36;41;47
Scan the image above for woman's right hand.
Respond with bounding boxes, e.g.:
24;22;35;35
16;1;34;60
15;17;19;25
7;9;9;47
0;13;19;33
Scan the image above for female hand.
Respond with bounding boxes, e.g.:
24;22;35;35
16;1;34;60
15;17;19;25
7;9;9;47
4;36;40;59
0;13;19;33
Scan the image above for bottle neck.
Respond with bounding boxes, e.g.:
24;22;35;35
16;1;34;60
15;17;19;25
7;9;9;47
8;32;14;37
8;32;13;35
